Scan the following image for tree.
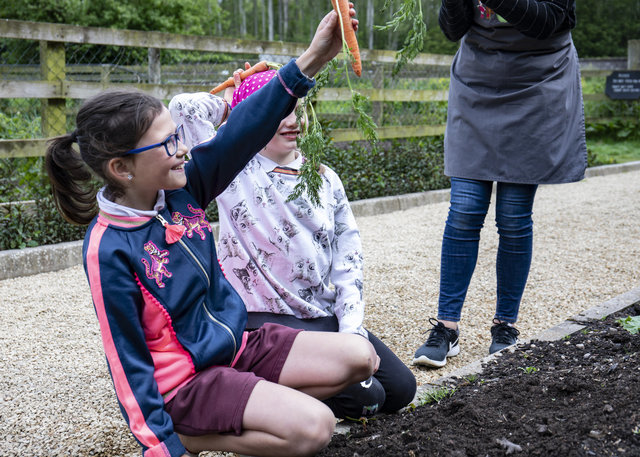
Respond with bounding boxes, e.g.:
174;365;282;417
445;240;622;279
573;0;640;57
367;0;374;49
267;0;274;41
1;0;638;58
238;0;247;37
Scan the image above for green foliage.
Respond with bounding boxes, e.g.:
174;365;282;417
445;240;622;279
582;76;640;150
0;158;45;203
418;386;456;406
586;116;640;141
0;0;225;35
0;0;83;24
288;119;328;207
352;91;379;144
1;0;638;58
617;316;640;335
0;193;85;250
291;13;380;207
376;0;426;76
519;366;539;374
464;374;479;383
0;100;41;139
326;136;449;201
287;62;336;206
572;0;640;58
0;136;449;250
587;140;640;165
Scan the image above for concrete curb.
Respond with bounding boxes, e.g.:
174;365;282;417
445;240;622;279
1;161;639;281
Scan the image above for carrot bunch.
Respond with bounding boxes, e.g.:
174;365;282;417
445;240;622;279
209;61;270;95
331;0;361;77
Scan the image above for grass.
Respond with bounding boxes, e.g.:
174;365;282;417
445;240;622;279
588;139;640;164
417;386;456;406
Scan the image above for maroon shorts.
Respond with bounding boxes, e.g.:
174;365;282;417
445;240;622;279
165;323;302;436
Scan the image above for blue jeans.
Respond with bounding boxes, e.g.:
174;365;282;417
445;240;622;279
438;178;538;324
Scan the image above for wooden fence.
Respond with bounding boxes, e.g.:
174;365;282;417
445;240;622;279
0;19;638;159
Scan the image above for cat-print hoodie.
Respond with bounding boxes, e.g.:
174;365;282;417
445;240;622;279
169;94;367;337
82;60;314;457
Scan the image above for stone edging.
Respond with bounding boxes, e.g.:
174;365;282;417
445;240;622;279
1;161;639;281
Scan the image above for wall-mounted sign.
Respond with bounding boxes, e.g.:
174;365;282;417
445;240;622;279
605;71;640;100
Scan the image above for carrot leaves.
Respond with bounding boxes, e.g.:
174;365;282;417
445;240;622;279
376;0;426;77
289;4;381;207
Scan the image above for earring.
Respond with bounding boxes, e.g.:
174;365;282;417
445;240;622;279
127;174;133;181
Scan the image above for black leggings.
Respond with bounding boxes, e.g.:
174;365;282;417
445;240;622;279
246;313;416;419
323;331;417;419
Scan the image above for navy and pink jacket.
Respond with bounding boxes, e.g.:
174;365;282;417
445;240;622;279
82;60;314;457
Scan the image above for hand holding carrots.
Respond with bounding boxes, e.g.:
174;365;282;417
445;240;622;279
331;0;362;76
225;64;247;103
296;3;358;78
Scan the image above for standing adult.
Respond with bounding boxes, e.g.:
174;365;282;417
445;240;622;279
413;0;587;368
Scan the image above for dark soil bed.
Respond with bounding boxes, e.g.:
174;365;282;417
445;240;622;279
320;303;640;457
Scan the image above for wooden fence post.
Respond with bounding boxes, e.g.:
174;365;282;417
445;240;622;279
148;48;161;84
40;40;66;138
629;40;640;70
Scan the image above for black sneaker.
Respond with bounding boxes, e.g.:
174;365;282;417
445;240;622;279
489;321;520;354
412;318;460;368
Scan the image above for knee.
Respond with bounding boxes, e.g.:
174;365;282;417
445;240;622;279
495;212;534;239
445;206;488;239
349;337;379;383
381;370;417;413
287;404;335;455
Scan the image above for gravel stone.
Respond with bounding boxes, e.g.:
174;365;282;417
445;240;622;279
1;170;639;456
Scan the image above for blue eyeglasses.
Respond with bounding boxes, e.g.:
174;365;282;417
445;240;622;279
124;124;185;157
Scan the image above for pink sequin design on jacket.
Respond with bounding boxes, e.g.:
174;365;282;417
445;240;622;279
171;204;212;241
141;241;172;288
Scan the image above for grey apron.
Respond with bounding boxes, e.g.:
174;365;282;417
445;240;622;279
444;1;587;184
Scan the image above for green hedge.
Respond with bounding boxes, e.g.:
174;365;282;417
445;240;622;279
0;134;618;251
0;137;449;250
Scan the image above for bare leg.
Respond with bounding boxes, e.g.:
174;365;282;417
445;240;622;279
179;332;378;456
179;380;335;457
278;330;379;399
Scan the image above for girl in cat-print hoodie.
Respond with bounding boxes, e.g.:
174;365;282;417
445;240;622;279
169;68;416;424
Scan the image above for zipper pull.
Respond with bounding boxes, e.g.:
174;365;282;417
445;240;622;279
156;214;186;244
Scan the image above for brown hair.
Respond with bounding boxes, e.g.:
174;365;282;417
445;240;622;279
45;90;163;225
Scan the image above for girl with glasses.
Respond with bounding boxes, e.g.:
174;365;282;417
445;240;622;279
45;7;378;457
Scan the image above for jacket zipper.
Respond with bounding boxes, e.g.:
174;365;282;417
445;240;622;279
155;213;237;363
201;301;238;363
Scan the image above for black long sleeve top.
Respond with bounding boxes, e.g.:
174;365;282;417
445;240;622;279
439;0;576;42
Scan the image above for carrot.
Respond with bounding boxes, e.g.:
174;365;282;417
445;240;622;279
209;60;270;95
331;0;362;77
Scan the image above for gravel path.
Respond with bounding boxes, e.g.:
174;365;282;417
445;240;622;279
1;169;639;457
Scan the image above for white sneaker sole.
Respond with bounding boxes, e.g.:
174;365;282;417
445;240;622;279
412;344;460;368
